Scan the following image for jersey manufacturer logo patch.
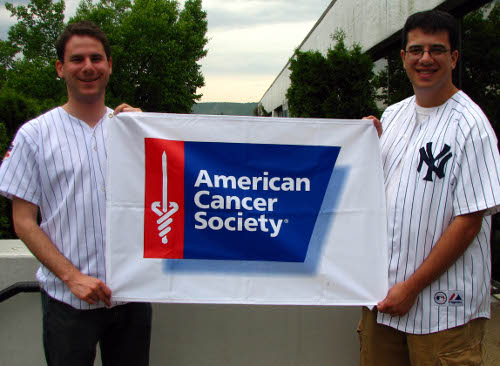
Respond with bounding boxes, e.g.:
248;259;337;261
434;291;447;305
433;290;464;307
143;138;341;262
417;142;452;181
448;291;464;306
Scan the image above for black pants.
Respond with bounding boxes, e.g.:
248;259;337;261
41;291;152;366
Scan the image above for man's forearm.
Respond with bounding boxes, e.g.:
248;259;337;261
12;197;112;305
12;197;81;283
405;210;484;295
378;210;485;315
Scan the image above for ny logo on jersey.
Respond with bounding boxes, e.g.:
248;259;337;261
417;142;452;182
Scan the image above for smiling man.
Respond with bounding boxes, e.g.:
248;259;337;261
0;21;151;366
56;29;113;124
360;10;500;365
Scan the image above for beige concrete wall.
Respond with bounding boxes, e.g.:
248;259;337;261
0;240;361;366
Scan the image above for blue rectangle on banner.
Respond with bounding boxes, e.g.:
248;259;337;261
182;142;340;262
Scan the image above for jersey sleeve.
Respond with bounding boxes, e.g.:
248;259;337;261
0;124;41;205
453;114;500;217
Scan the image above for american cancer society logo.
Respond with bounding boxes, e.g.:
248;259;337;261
144;138;340;262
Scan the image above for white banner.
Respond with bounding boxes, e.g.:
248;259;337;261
106;113;388;305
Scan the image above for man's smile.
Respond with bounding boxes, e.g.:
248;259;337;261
415;68;438;79
78;76;100;83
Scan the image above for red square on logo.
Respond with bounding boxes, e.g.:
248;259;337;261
144;138;185;258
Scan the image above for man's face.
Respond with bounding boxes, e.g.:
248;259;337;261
56;35;112;104
401;28;458;97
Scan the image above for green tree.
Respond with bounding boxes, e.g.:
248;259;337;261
0;87;42;139
286;31;379;118
1;0;66;110
0;40;17;88
286;50;328;118
5;0;65;62
71;0;208;112
462;3;499;127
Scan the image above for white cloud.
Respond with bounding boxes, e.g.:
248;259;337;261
0;10;14;39
205;2;325;29
199;0;331;101
200;73;276;103
203;20;314;73
0;0;80;40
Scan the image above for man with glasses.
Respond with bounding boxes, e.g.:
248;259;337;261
360;10;500;365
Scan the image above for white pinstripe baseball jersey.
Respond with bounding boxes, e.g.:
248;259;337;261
0;107;115;309
377;91;500;334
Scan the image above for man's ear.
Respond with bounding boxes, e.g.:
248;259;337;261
450;49;459;70
56;60;64;78
109;57;112;74
400;49;407;69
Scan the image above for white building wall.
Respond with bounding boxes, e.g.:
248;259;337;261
260;0;446;115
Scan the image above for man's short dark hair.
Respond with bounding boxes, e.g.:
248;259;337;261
402;10;458;51
55;21;111;62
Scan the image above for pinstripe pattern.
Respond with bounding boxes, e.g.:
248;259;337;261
377;91;500;334
0;107;113;309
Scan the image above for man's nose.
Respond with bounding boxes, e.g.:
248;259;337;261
419;50;434;64
82;58;94;71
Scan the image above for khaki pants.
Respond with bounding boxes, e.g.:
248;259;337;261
357;307;486;366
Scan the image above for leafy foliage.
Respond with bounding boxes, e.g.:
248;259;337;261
0;87;42;139
71;0;208;112
461;3;499;127
286;30;380;118
1;0;66;111
5;0;65;62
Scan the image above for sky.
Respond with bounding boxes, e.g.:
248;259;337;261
0;0;332;102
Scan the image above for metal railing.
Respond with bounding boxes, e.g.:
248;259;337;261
0;281;39;303
493;280;500;295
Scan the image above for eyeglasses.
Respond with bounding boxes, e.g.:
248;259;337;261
405;47;450;58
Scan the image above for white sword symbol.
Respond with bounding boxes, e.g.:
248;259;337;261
151;151;179;244
162;151;167;212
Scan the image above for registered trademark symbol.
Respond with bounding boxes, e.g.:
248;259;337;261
284;219;289;223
